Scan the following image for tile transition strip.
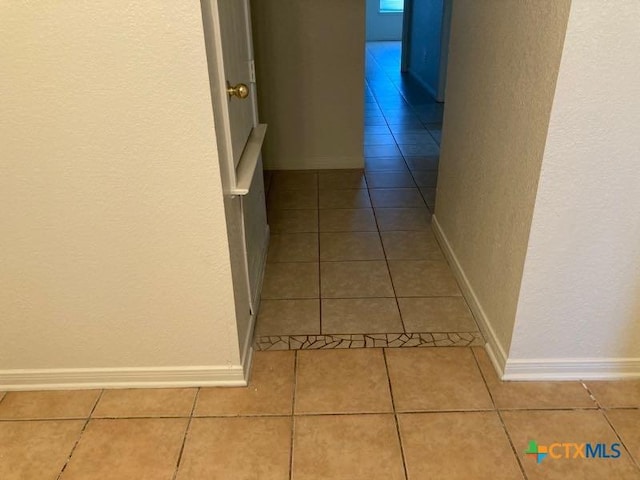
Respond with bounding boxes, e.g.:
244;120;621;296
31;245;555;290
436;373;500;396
254;332;484;351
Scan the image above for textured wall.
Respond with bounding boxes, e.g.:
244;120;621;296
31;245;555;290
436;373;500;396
251;0;365;170
0;1;241;372
435;0;571;359
510;0;640;363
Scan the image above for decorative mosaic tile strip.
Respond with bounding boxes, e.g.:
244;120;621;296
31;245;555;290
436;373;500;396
254;332;484;351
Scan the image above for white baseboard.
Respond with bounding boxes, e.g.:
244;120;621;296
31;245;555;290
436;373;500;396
503;358;640;381
431;215;508;377
264;155;364;170
0;365;247;391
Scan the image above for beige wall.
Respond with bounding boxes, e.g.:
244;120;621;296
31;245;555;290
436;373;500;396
251;0;365;170
0;1;244;387
434;0;571;364
508;0;640;378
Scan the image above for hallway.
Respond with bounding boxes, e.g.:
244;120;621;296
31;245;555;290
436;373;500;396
255;42;473;350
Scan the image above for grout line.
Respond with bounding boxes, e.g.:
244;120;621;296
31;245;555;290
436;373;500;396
171;387;201;480
55;389;105;480
382;349;410;480
470;349;530;480
289;350;299;480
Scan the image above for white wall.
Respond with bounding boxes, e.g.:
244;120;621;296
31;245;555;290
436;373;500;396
366;0;403;41
434;0;571;367
0;1;245;389
506;0;640;379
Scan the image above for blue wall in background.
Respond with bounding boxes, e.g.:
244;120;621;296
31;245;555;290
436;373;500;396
407;0;444;98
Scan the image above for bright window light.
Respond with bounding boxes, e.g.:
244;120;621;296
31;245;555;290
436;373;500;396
380;0;404;13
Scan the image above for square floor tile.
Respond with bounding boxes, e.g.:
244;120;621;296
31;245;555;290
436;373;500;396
472;347;597;410
375;208;432;231
380;230;443;260
319;209;378;232
262;262;319;299
389;260;461;296
420;187;437;208
370;188;426;208
605;409;640;465
320;232;384;261
366;171;416;188
405;156;440;171
398;412;524;480
256;299;320;336
176;417;291;480
319;189;371;209
364;134;396;146
0;390;100;420
267;233;319;263
268;188;318;210
399;143;440;157
365;125;391;135
321;261;394;298
292;414;405;480
502;410;640;480
364;116;387;126
393;132;439;146
318;171;367;190
61;418;188;480
386;348;493;411
195;351;295;416
411;169;439;187
389;123;428;135
398;297;478;332
586;380;640;408
270;171;318;191
93;388;197;418
0;420;85;480
364;156;409;172
295;349;393;414
322;298;403;334
267;208;318;233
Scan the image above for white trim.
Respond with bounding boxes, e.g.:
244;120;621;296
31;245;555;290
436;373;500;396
431;215;507;376
263;156;364;171
503;357;640;381
0;365;247;391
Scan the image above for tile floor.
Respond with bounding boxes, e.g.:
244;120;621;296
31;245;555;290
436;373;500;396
2;349;639;479
257;42;470;350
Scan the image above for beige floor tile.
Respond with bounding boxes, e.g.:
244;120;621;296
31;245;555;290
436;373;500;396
319;189;371;209
375;207;432;231
0;420;85;480
502;410;640;480
268;208;318;233
320;261;394;298
366;171;416;188
386;348;493;411
369;188;426;208
176;417;291;480
295;349;393;414
195;351;294;416
389;260;461;296
267;233;319;263
256;299;320;336
262;262;319;299
61;418;187;479
319;208;377;232
606;409;640;465
270;170;318;191
399;412;524;480
92;388;197;418
0;390;100;420
320;232;384;261
380;230;443;260
399;297;478;332
365;156;410;173
268;188;318;210
292;414;405;480
473;347;597;410
322;298;403;333
587;380;640;408
319;171;367;190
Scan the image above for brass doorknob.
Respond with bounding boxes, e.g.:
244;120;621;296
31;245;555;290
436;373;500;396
227;82;249;99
